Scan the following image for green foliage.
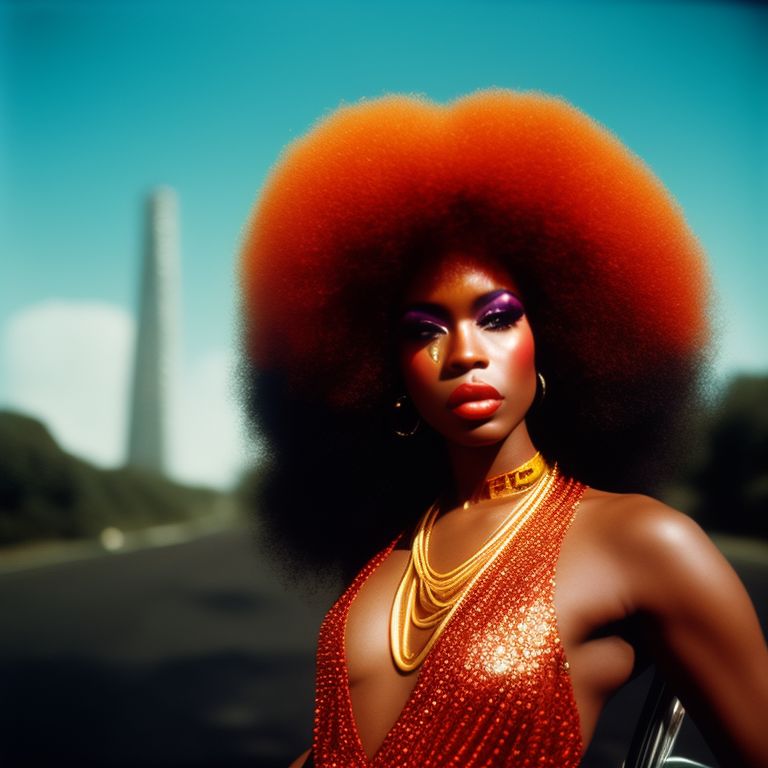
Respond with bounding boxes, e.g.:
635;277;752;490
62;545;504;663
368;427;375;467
0;410;220;546
688;375;768;538
5;372;768;547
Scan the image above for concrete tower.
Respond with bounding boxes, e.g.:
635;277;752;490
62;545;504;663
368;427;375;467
126;187;180;474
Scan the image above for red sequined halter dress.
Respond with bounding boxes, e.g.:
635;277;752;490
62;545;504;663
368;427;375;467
311;472;586;767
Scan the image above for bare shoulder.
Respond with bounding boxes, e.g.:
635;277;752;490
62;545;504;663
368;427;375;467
578;487;710;552
577;487;743;615
580;485;689;520
572;492;768;766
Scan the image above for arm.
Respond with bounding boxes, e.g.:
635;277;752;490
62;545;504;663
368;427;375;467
619;500;768;768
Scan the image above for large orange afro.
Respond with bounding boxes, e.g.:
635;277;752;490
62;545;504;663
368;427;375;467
241;89;708;411
240;91;711;570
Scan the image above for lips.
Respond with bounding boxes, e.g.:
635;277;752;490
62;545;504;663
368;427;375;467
447;382;503;420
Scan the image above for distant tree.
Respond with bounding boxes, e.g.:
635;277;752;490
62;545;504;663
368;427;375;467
0;411;81;542
0;410;222;546
690;375;768;539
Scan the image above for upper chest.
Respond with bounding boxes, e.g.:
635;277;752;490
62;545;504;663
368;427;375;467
344;491;633;690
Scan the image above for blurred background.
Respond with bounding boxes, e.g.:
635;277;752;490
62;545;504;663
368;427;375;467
1;1;765;766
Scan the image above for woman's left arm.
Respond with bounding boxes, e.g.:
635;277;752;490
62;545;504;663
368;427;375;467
620;501;768;768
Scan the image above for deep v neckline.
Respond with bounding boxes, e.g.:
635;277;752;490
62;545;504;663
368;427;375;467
313;473;587;768
340;519;528;765
341;540;420;764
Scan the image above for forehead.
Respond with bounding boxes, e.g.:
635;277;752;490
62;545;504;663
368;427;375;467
403;251;519;304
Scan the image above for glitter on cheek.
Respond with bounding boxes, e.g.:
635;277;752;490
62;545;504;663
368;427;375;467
427;337;441;363
401;343;448;426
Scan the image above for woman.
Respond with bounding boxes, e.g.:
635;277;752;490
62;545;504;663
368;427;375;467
239;91;768;767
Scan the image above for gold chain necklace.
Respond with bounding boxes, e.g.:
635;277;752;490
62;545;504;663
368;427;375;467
390;462;557;672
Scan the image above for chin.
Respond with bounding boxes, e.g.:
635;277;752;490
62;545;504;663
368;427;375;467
442;422;512;448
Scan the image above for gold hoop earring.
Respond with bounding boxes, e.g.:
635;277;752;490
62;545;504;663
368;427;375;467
392;395;421;437
535;372;547;405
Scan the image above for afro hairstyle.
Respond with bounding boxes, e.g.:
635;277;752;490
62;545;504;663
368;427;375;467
239;90;711;576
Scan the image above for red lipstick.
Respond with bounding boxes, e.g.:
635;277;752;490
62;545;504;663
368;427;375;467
447;383;503;420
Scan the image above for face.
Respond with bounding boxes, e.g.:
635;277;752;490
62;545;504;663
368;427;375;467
398;252;537;447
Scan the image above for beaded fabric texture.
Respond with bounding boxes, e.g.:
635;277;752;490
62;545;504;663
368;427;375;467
312;473;586;767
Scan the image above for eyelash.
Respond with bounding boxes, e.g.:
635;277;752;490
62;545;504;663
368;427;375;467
477;308;523;331
401;304;523;340
401;321;448;341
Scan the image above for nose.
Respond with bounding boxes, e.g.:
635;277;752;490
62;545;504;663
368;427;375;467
445;321;488;374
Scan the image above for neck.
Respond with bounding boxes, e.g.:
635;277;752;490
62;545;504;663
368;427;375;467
445;422;539;505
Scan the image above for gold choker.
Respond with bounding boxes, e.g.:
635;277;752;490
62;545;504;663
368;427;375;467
462;451;547;509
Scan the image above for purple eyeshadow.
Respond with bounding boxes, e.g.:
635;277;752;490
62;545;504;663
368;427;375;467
400;309;449;339
401;309;445;326
477;291;525;321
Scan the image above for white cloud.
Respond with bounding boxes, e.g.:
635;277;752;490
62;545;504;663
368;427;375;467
2;301;256;489
3;301;135;466
170;348;255;489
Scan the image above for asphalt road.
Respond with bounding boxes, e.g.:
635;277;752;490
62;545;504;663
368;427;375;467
0;526;335;767
0;526;764;767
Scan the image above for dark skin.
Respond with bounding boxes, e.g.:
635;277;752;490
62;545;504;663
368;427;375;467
291;253;768;768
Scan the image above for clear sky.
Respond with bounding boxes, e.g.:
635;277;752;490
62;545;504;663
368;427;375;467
2;0;766;488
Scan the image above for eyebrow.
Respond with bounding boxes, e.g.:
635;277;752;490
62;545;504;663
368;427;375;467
403;290;520;320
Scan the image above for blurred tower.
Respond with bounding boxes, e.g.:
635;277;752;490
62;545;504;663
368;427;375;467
126;187;180;475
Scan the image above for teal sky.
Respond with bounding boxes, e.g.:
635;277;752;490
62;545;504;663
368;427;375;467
1;0;766;481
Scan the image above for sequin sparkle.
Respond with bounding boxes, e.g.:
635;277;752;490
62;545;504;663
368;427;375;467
312;473;586;766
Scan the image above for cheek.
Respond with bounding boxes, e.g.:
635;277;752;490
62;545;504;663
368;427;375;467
400;348;437;394
495;326;536;384
508;331;535;375
399;346;448;424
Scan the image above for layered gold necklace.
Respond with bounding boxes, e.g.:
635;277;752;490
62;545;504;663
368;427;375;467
390;454;556;672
